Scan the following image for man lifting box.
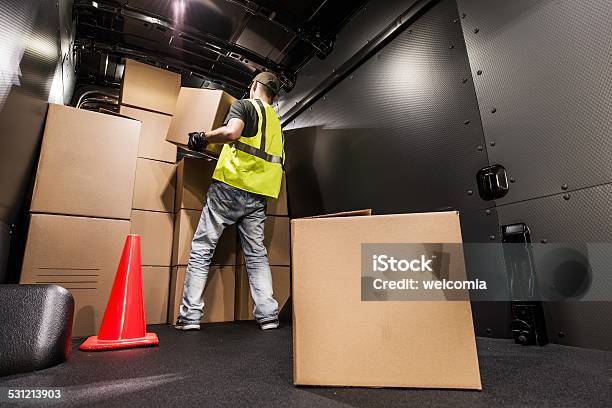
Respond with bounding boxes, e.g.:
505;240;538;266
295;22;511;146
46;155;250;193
175;72;284;331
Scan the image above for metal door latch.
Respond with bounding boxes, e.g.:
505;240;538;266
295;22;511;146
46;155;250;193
476;164;508;200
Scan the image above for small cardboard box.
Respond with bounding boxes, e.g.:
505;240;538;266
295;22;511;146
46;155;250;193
175;157;216;211
143;266;170;324
172;209;237;266
235;265;290;320
130;210;174;266
20;214;130;337
169;265;235;323
121;59;181;115
266;173;288;216
132;158;176;213
291;211;481;389
119;105;177;163
30;104;140;220
166;88;235;151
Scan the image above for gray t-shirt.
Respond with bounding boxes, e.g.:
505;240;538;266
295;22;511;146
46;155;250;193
224;99;259;138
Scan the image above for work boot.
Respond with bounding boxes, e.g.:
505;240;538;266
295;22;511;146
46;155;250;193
260;320;280;330
174;318;200;331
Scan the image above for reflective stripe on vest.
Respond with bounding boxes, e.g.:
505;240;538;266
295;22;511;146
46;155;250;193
233;140;283;164
231;99;283;164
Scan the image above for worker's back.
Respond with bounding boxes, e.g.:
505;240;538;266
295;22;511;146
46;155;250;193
213;97;284;199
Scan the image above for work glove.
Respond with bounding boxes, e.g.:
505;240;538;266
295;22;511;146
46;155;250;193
188;132;208;152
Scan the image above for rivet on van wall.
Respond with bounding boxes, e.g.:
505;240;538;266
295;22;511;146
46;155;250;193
563;193;571;200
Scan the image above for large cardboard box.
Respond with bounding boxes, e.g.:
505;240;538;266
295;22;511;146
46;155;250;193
130;210;174;266
30;104;140;220
291;211;481;389
175;157;216;211
121;59;181;115
172;209;237;266
19;214;130;337
119;105;177;163
132;158;176;213
169;266;235;323
166;88;235;150
143;266;170;324
235;265;290;320
266;173;288;216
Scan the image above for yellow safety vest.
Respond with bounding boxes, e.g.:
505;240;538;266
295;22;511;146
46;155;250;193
212;99;284;198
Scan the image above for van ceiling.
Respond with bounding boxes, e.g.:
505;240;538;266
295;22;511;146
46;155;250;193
74;0;366;97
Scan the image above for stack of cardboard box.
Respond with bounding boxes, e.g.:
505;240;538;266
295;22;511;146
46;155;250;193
20;104;141;337
168;157;237;324
234;175;291;321
119;59;182;326
20;60;291;334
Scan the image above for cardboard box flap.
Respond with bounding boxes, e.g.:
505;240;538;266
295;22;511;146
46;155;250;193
98;108;139;120
307;209;372;219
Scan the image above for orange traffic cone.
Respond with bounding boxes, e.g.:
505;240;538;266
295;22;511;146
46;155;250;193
80;234;159;351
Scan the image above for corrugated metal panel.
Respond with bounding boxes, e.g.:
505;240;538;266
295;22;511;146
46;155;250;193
458;0;612;205
284;0;489;217
458;0;612;350
0;0;66;282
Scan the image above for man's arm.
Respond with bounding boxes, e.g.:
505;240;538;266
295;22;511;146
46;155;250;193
204;118;245;144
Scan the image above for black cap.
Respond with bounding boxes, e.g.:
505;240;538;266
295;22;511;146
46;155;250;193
253;72;281;96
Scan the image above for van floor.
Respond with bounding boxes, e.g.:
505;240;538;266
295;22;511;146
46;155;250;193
1;322;611;407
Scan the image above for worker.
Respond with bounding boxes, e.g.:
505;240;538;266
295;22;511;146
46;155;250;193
174;72;284;331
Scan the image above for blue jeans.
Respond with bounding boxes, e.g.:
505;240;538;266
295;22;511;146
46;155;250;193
179;181;279;324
